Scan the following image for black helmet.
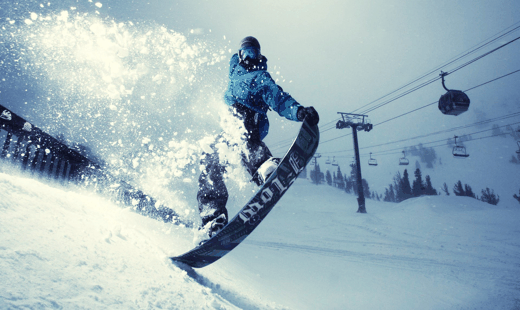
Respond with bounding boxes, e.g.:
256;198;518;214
239;36;261;62
240;36;261;52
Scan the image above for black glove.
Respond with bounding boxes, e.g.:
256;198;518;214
297;106;319;126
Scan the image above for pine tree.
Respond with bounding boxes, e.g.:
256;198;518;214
401;169;413;200
480;188;500;205
393;171;404;202
345;176;352;193
412;168;425;197
326;170;332;186
362;178;371;198
384;188;390;202
344;174;352;193
464;184;476;198
372;191;381;201
311;163;322;185
514;189;520;204
389;184;396;202
384;184;396;202
441;182;450;196
453;180;465;196
336;166;345;189
424;175;437;195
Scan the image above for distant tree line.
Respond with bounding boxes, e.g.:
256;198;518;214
313;164;381;201
383;168;437;202
309;163;324;185
313;163;511;207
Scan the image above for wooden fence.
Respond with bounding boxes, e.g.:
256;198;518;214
0;104;188;226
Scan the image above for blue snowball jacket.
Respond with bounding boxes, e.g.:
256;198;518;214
224;53;302;140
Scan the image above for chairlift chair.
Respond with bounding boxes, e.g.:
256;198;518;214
332;156;338;166
516;141;520;154
399;151;409;165
438;72;470;116
325;157;331;165
368;152;378;166
452;135;469;158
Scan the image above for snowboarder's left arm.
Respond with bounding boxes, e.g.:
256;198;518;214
259;72;302;122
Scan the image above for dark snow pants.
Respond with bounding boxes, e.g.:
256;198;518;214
197;103;272;226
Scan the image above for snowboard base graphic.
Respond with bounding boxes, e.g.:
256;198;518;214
171;119;319;268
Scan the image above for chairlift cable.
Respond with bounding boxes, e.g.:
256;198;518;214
373;101;437;127
365;112;520;151
273;48;520;152
360;77;440;115
447;35;520;76
366;121;520;157
361;129;520;159
463;69;520;92
349;21;520;115
322;119;520;157
357;34;520;116
319;67;520;149
371;68;520;128
332;128;520;160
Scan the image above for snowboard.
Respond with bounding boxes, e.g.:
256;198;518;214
171;118;319;268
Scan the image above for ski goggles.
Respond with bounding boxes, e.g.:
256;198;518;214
239;46;260;62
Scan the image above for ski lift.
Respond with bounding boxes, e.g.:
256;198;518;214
399;151;409;165
516;141;520;154
325;157;331;165
438;72;470;116
332;156;338;166
452;135;469;158
368;152;378;166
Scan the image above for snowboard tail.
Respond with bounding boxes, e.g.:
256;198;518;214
171;119;319;268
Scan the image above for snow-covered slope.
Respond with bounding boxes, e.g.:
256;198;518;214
1;171;519;309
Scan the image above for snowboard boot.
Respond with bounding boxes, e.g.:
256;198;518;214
208;213;227;237
198;213;227;246
253;157;280;186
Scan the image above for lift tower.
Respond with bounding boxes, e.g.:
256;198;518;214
336;113;373;213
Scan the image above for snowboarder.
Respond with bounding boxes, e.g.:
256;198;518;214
197;36;319;240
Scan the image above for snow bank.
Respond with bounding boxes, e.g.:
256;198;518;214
0;173;260;309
